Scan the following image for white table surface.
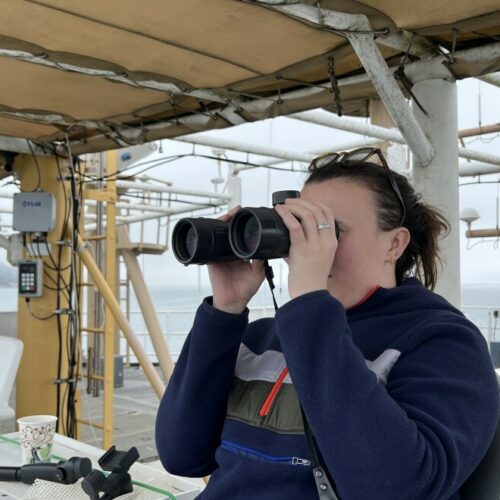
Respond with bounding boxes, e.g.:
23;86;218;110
0;432;200;499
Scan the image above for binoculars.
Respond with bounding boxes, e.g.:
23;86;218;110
172;190;339;265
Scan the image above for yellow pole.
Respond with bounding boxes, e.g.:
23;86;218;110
14;154;78;434
76;234;165;398
117;226;174;381
102;151;117;449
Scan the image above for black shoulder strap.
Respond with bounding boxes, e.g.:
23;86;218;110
300;407;340;500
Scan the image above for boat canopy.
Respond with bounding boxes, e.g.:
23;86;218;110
0;0;498;153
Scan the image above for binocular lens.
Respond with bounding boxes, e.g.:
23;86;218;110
185;227;197;258
230;211;263;258
173;221;198;262
229;207;290;260
242;217;260;254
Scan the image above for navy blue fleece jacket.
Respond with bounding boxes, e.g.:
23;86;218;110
155;278;499;499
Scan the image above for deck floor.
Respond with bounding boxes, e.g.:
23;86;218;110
4;366;163;463
79;366;162;462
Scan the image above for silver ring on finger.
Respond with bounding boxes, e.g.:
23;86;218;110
317;222;330;231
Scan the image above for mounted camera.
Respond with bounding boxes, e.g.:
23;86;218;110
172;190;339;265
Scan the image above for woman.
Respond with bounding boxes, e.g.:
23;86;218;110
155;149;499;499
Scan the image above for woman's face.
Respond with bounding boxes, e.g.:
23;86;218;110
300;178;404;308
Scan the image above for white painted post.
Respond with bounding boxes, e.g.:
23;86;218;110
411;78;461;307
228;175;242;209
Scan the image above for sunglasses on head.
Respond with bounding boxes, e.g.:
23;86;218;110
309;147;406;227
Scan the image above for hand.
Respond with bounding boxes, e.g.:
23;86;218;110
208;205;265;314
275;198;337;299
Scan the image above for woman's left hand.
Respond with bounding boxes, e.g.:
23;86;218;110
275;198;338;300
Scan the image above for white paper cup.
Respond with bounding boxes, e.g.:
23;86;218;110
17;415;58;464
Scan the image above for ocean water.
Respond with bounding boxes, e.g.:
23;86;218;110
0;283;497;312
1;283;498;359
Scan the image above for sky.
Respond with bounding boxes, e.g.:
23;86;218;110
132;77;500;288
0;77;498;290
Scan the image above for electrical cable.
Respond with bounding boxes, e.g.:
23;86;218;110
23;235;71;299
24;298;56;321
77;155;184;182
63;133;84;439
72;160;85;438
54;153;73;433
24;141;42;192
64;151;80;438
79;152;298;184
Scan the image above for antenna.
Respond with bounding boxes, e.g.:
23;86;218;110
459;207;480;228
460;207;500;239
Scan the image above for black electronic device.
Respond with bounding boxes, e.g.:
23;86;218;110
18;260;43;297
171;217;234;265
172;190;339;265
0;445;140;500
0;456;92;485
81;446;139;500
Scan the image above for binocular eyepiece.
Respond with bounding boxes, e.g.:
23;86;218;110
172;190;339;265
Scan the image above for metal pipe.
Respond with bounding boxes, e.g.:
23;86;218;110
292;111;403;142
346;32;434;166
458;147;500;167
176;135;313;163
233;136;384;173
477;72;500;88
292;111;500;167
120;201;226;223
116;180;232;200
459;123;500;139
257;2;433;166
101;151;118;446
460;161;500;177
76;234;165;399
85;200;226;232
307;137;385;156
177;129;385;175
466;229;500;238
84;213;127;222
86;200;194;215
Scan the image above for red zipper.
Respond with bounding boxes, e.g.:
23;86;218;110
259;367;289;417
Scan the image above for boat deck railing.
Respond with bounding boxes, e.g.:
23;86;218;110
84;305;499;364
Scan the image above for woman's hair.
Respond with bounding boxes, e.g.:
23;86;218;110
305;160;450;290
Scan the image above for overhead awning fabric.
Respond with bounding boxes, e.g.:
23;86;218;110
0;0;498;153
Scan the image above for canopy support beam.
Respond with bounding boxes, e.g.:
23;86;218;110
250;1;434;166
412;78;461;306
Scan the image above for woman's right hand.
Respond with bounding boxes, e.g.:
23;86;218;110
207;205;265;314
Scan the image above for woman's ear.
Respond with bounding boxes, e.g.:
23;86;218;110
388;227;411;263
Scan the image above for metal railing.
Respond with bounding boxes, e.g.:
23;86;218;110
116;306;276;363
462;305;500;347
111;304;499;364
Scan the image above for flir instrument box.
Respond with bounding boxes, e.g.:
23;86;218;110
13;192;56;233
